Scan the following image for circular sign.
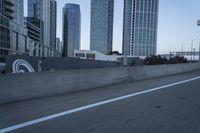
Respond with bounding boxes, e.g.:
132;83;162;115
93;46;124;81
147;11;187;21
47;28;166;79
12;59;35;73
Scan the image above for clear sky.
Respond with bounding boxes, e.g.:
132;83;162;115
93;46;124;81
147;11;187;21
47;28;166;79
24;0;200;54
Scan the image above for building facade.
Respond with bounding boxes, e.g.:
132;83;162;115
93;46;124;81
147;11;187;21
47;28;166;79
12;0;24;25
62;4;81;57
74;49;118;62
0;0;13;62
25;17;43;44
90;0;114;55
56;38;62;54
28;0;57;57
122;0;159;57
25;17;47;57
0;0;28;62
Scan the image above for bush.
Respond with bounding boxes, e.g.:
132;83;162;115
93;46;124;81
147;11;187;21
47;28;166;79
144;55;188;65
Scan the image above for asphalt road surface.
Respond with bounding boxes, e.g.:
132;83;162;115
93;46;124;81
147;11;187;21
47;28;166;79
1;71;200;133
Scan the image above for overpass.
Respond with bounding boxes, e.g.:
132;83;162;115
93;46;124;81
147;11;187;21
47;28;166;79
0;64;200;132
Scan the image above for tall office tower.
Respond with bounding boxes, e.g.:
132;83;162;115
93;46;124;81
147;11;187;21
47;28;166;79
50;0;57;50
62;4;81;57
0;0;28;62
28;0;57;56
122;0;159;56
90;0;114;55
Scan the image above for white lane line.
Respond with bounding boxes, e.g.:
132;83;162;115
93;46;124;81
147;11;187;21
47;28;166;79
1;76;200;133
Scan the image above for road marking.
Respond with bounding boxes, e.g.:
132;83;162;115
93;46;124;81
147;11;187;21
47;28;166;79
1;76;200;133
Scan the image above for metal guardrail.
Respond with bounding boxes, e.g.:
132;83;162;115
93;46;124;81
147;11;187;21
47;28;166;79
170;51;200;56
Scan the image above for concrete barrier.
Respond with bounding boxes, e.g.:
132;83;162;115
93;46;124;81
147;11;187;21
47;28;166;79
0;63;200;104
0;63;5;74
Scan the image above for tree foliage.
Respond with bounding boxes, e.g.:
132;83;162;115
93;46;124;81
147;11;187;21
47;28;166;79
144;55;188;65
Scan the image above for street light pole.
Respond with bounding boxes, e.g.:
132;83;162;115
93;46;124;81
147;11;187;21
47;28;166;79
199;44;200;63
181;43;186;57
191;39;196;62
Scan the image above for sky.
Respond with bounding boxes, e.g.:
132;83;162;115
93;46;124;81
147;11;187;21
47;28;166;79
24;0;200;54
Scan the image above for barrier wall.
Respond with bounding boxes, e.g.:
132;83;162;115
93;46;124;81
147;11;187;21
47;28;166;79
0;63;5;74
0;63;200;104
5;55;120;73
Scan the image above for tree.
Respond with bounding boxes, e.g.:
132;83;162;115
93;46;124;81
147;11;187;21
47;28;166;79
144;55;188;65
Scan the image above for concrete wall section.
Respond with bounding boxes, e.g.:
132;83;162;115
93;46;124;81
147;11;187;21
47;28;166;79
0;63;200;104
0;63;5;74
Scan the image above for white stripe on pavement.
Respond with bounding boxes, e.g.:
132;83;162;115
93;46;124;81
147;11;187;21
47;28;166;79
1;76;200;133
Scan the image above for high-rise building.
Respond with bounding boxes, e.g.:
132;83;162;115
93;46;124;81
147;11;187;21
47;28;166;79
0;0;28;62
56;38;62;54
0;0;14;62
122;0;159;56
90;0;114;55
50;0;57;51
62;4;81;57
28;0;57;57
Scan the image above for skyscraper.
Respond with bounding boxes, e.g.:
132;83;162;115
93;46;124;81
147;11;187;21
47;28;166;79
28;0;57;56
122;0;159;56
50;0;57;50
90;0;114;55
62;4;81;57
0;0;14;62
0;0;28;62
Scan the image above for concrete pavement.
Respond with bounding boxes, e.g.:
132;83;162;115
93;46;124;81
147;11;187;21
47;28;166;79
1;71;200;133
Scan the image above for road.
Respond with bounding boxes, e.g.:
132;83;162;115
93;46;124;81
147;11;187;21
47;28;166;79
1;71;200;133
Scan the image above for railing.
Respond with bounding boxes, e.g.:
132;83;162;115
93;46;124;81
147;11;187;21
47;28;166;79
170;51;200;56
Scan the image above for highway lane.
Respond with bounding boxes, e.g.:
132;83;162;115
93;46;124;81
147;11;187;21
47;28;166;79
1;71;200;133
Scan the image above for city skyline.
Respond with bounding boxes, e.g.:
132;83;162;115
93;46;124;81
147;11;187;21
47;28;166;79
2;1;200;132
24;0;200;54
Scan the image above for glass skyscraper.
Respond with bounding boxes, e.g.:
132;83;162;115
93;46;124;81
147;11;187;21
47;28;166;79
50;0;57;51
62;4;81;57
90;0;114;55
123;0;159;56
28;0;57;57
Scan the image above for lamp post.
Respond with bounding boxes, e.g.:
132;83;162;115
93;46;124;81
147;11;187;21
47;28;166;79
181;43;186;57
193;48;196;61
197;20;200;63
199;44;200;63
191;39;196;62
168;49;172;59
